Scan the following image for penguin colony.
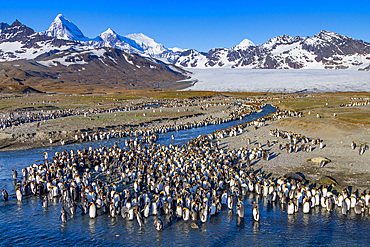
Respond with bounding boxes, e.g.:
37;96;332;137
2;105;369;232
340;98;369;107
0;98;254;131
270;129;324;153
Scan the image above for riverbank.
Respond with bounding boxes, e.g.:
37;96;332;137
0;99;239;151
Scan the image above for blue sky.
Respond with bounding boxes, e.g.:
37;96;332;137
1;0;369;51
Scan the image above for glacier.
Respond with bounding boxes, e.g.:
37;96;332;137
185;68;370;92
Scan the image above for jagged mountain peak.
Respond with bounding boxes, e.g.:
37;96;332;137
10;19;24;27
42;14;89;41
99;28;119;40
104;28;115;34
0;20;36;41
263;34;300;46
173;30;370;70
233;38;255;49
313;30;348;42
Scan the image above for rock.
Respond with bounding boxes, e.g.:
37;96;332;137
191;222;199;229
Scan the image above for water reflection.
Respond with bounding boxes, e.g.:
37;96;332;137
88;218;97;234
252;221;260;233
236;217;244;227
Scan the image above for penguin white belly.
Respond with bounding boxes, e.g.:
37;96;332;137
89;205;97;218
128;209;134;220
303;202;310;213
252;207;260;221
287;203;295;215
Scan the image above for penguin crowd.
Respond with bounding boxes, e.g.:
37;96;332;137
51;102;262;146
341;98;369;107
0;97;258;131
3;104;368;233
270;129;325;153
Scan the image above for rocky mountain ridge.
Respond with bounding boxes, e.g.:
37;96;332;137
0;20;189;93
1;15;370;71
174;31;370;70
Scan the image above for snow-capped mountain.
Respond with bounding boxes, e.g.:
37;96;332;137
40;14;91;42
41;14;178;60
0;20;82;62
2;14;370;71
173;31;370;70
0;20;188;92
169;47;186;53
233;38;255;50
83;28;144;54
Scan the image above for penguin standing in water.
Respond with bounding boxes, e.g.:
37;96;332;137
143;202;150;218
200;207;208;223
128;208;135;221
210;202;217;216
16;187;22;201
42;196;48;208
252;205;260;221
183;207;190;221
303;198;311;214
70;201;77;216
89;202;97;219
154;217;163;231
135;209;144;227
326;197;334;212
236;199;245;218
2;189;8;201
12;169;17;180
354;201;363;215
59;207;69;223
176;205;183;218
109;202;117;218
121;206;128;219
80;199;89;215
191;207;198;221
287;201;295;215
227;195;234;211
